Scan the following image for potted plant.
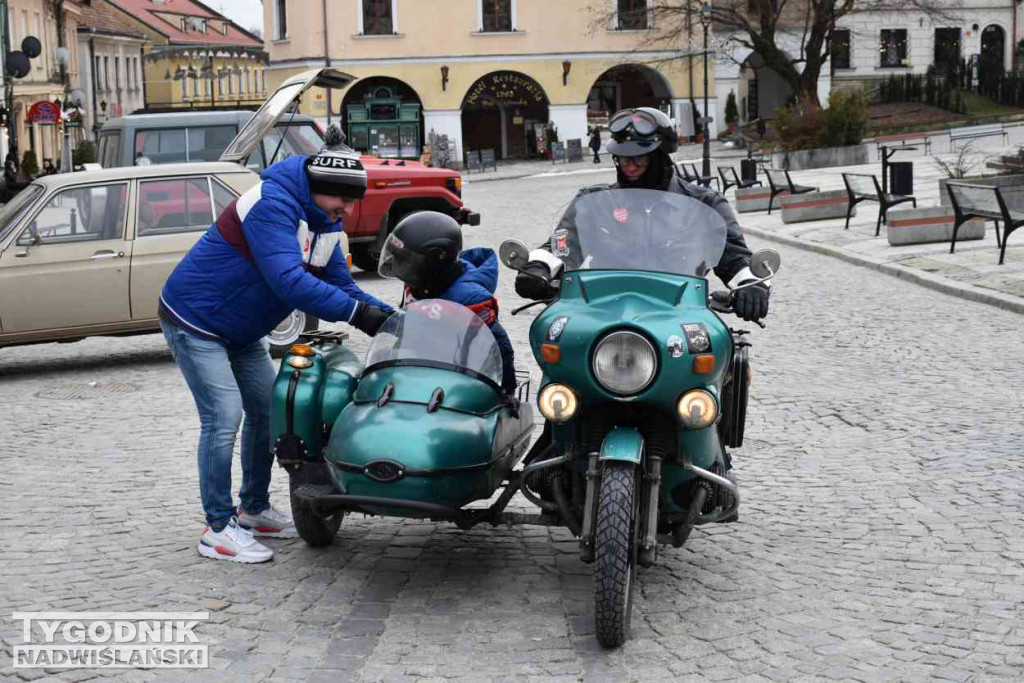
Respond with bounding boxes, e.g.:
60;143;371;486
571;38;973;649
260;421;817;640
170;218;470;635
725;91;738;133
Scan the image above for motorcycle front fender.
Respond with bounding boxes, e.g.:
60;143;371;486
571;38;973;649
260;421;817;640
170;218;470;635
598;427;644;464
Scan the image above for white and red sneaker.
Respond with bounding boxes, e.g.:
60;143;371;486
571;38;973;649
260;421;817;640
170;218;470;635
198;517;274;563
237;504;297;539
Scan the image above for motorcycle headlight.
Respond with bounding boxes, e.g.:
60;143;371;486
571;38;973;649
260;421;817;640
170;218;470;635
591;330;658;396
676;389;718;429
538;383;578;423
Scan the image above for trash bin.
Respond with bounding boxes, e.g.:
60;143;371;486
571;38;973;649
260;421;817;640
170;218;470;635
741;158;758;183
890;161;913;196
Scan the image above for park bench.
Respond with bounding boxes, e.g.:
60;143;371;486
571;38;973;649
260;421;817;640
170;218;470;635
841;172;917;236
948;123;1008;150
946;181;1024;264
678;162;718;190
874;132;931;155
718;165;762;194
765;168;818;214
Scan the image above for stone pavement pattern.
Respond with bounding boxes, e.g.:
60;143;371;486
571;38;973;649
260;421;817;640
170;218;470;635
1;171;1023;683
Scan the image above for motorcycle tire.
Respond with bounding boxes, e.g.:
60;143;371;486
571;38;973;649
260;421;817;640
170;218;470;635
289;470;342;547
593;462;639;648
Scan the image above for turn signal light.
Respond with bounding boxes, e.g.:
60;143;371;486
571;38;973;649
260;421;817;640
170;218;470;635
538;383;578;423
541;343;561;363
289;343;315;357
693;354;715;374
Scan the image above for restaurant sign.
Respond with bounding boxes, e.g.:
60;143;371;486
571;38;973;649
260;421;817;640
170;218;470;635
463;71;547;109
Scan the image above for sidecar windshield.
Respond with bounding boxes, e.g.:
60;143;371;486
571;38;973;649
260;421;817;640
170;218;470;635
551;188;728;277
365;299;504;386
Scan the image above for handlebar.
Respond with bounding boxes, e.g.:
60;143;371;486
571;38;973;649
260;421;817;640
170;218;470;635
710;289;765;329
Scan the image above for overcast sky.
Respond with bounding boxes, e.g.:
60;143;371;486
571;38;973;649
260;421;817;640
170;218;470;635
207;0;264;34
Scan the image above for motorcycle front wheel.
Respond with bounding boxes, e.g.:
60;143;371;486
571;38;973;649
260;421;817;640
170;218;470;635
593;461;639;648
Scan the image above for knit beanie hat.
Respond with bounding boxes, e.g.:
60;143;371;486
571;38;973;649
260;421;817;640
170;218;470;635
306;150;367;199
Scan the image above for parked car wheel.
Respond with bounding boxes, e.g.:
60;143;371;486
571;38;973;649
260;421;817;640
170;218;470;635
268;311;318;357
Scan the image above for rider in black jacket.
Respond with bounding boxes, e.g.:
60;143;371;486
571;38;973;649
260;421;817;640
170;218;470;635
515;107;770;323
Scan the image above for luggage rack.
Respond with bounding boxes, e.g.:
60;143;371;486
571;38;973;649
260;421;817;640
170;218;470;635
299;330;350;346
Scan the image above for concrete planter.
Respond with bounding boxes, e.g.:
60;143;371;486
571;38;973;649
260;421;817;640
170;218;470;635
886;206;985;246
779;189;854;224
735;185;778;213
773;144;870;171
938;174;1024;206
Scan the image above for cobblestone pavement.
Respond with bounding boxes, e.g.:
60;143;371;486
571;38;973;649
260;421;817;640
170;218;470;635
2;170;1023;683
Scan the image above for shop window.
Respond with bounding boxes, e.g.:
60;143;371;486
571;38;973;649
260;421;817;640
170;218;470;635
481;0;513;32
617;0;647;30
831;29;851;71
363;0;394;35
880;29;908;68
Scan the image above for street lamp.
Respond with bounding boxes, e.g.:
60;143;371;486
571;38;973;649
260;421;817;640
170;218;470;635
55;46;72;172
699;2;712;178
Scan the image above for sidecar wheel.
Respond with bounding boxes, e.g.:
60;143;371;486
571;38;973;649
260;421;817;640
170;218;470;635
290;481;342;547
593;462;639;648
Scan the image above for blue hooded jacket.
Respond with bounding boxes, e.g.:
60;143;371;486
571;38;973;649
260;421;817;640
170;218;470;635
426;247;517;392
160;156;390;347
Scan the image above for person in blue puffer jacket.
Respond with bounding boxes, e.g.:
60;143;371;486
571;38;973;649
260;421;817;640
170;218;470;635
378;211;518;394
159;149;393;564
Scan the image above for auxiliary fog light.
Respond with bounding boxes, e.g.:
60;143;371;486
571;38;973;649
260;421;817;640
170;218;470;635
676;389;718;429
538;383;579;423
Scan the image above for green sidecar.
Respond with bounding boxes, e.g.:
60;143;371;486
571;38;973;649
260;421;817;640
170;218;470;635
271;299;534;545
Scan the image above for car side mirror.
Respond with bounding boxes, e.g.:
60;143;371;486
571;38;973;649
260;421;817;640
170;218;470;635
750;248;781;279
499;239;529;271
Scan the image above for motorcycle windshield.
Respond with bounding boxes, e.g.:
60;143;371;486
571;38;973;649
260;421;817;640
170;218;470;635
552;188;728;277
365;299;504;386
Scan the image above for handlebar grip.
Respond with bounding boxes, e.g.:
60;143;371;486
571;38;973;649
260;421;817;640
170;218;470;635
709;290;733;313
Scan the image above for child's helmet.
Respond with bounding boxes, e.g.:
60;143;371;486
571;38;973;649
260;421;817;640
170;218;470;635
378;211;463;295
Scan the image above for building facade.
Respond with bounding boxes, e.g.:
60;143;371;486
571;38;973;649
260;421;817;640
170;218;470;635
3;0;82;167
76;0;148;138
265;0;709;162
103;0;268;112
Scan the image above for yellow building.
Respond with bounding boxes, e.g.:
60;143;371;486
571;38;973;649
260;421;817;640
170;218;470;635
4;0;82;168
264;0;710;162
103;0;268;111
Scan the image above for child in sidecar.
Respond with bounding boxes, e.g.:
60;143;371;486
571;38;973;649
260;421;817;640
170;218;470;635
378;211;518;394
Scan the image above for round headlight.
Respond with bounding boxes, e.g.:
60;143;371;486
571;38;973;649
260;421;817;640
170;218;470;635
538;383;578;423
677;390;718;429
591;331;658;396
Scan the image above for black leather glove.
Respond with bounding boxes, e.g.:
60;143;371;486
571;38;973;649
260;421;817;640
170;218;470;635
732;282;770;323
350;303;391;337
515;262;557;300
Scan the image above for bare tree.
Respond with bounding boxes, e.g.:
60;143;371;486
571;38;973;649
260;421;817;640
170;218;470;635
597;0;959;108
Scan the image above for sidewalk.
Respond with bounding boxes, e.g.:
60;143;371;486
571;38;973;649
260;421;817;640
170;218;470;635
730;153;1024;314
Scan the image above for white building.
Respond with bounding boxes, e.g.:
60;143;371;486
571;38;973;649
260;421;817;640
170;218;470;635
75;0;147;139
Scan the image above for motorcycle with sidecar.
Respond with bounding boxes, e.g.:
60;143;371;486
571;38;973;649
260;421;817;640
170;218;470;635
270;188;779;648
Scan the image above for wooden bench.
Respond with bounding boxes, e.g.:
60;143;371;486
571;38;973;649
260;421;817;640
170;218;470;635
718;165;762;194
677;162;718;190
948;123;1008;150
874;132;931;155
946;181;1024;264
764;168;818;214
841;173;917;236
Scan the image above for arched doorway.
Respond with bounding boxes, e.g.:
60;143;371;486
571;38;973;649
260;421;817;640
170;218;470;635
740;52;794;123
461;71;549;160
586;64;672;127
980;25;1006;93
340;77;424;159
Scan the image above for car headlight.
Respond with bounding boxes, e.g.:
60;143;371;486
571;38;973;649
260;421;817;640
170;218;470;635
538;383;578;422
591;331;657;395
677;389;718;429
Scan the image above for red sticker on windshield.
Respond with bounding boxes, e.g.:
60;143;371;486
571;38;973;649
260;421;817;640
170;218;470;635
613;206;629;223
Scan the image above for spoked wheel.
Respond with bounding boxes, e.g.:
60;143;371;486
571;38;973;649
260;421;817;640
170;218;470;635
593;462;639;648
289;472;342;547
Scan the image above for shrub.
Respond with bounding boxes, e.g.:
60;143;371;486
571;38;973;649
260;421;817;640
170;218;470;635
771;97;822;151
73;141;96;166
819;90;868;147
724;91;738;127
21;150;39;178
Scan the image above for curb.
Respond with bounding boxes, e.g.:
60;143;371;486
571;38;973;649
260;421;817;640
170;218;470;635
742;225;1024;316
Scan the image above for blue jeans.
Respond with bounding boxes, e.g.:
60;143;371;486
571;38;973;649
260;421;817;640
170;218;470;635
161;321;277;532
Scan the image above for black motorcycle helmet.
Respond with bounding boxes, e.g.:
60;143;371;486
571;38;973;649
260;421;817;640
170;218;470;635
378;211;464;297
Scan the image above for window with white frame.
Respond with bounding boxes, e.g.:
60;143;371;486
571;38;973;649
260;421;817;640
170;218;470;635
115;57;121;90
274;0;287;40
361;0;395;35
879;29;908;67
95;56;103;90
478;0;515;32
617;0;647;30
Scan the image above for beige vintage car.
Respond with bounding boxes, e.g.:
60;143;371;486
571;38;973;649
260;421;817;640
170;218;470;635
0;68;355;354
